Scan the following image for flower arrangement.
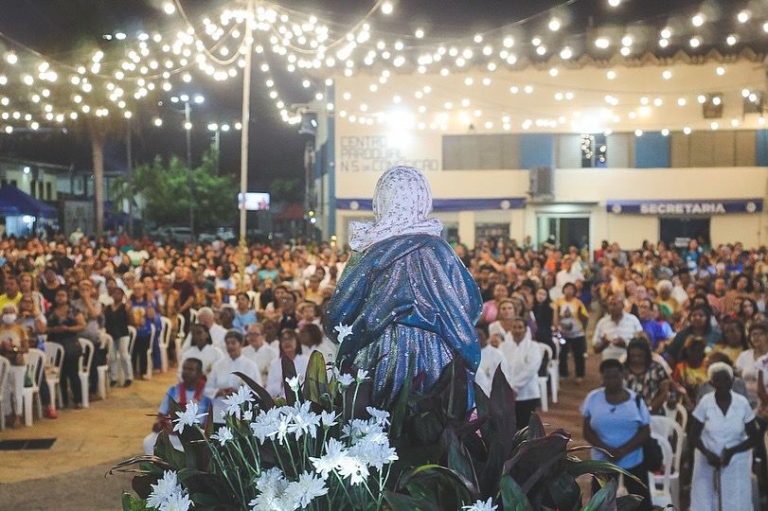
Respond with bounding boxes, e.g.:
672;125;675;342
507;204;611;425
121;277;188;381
116;351;643;511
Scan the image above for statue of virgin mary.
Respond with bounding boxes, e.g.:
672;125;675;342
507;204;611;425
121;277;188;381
324;166;482;407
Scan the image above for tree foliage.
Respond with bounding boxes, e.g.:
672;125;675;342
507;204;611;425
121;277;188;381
126;152;237;230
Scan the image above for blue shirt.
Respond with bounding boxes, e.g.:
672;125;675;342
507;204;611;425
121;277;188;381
233;310;258;333
640;318;668;350
159;383;213;426
581;388;650;469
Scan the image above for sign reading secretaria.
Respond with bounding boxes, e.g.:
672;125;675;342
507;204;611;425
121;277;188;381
607;199;764;215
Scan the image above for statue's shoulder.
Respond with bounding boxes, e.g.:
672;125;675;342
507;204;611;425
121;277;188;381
364;234;446;260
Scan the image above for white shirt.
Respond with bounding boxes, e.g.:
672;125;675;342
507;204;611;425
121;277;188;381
204;354;261;423
242;343;278;385
476;345;511;397
592;312;643;361
266;354;309;398
182;323;228;352
311;337;339;366
735;349;768;408
488;321;512;342
499;329;543;401
180;344;224;378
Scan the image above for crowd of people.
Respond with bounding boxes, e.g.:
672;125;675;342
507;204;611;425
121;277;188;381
1;233;767;509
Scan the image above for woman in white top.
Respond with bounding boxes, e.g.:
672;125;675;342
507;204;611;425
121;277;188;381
734;320;768;408
266;329;309;399
488;299;517;343
476;328;511;397
179;323;223;378
690;362;759;511
499;317;543;428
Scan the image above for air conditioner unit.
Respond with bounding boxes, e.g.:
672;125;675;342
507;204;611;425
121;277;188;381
529;166;554;201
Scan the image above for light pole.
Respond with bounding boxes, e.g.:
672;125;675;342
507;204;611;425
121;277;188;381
171;93;205;237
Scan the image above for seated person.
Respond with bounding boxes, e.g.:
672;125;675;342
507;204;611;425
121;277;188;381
143;357;212;455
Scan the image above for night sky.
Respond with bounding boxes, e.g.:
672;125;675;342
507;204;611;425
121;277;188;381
0;0;722;191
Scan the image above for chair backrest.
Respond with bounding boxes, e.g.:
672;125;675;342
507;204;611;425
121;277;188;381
44;342;65;372
160;316;172;348
25;348;46;388
176;313;186;338
189;308;198;325
78;338;95;374
247;291;260;309
127;326;137;355
149;323;156;345
663;402;688;431
99;332;114;366
650;415;685;474
0;355;10;391
649;432;674;494
539;343;553;364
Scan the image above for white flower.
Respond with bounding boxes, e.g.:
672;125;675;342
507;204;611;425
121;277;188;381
249;468;297;511
287;401;321;440
349;440;399;470
462;498;498;511
342;418;387;445
147;471;180;510
211;426;234;446
285;472;328;508
320;410;337;428
336;372;354;389
334;323;353;344
355;369;369;383
285;376;301;393
147;470;191;511
309;438;348;479
336;455;370;485
255;467;288;497
161;492;193;511
243;408;253;422
366;406;390;425
275;415;291;445
222;386;254;420
172;401;207;433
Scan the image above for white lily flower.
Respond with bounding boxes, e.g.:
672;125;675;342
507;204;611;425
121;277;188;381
160;491;193;511
462;498;498;511
147;470;191;511
320;410;338;428
222;386;254;420
349;440;399;470
334;323;353;344
336;372;354;389
211;426;234;446
285;472;328;508
287;402;321;440
309;438;347;479
365;406;390;425
172;401;207;434
284;376;301;392
355;369;369;383
336;455;370;485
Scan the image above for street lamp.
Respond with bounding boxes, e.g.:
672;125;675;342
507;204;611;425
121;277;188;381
170;93;205;237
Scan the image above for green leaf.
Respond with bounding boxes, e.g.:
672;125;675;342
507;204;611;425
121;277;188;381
616;494;643;511
500;474;534;511
441;428;480;497
383;490;440;511
581;478;617;511
233;371;274;411
399;464;474;510
503;432;569;494
564;459;642;486
302;350;329;405
546;472;582;511
281;357;299;405
390;356;415;439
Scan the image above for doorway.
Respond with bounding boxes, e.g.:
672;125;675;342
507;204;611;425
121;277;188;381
659;217;710;249
537;214;590;251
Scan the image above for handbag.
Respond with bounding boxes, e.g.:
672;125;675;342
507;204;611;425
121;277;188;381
635;394;663;472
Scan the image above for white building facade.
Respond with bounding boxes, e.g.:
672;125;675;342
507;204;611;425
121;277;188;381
312;55;768;251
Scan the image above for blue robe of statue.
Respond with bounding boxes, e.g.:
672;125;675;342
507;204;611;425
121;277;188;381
324;234;482;406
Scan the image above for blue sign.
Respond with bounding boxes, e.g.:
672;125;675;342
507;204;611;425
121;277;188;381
607;199;763;215
336;197;526;212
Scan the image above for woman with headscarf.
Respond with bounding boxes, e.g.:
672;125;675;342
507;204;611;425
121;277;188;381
690;362;759;511
324;166;482;407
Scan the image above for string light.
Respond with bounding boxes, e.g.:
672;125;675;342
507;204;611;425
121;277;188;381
380;1;393;15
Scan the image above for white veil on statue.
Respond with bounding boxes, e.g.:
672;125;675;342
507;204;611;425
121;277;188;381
348;166;443;252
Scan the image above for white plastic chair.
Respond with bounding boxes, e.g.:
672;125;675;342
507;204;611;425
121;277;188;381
127;325;137;358
0;355;9;430
44;342;65;410
647;432;674;508
650;415;685;510
175;313;186;366
664;402;688;431
159;316;172;373
22;348;45;426
537;343;554;412
247;290;260;309
78;338;95;408
547;342;559;404
96;332;113;399
189;308;198;325
144;323;156;379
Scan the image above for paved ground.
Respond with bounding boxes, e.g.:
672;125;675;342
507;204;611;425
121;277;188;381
0;355;600;511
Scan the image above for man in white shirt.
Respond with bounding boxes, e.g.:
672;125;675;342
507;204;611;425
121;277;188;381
205;330;261;425
553;257;584;300
499;318;543;428
182;307;227;351
179;323;224;378
242;323;278;385
593;294;643;361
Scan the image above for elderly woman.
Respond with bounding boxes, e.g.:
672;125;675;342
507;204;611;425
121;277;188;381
324;166;482;407
581;358;652;511
690;362;760;511
0;304;29;427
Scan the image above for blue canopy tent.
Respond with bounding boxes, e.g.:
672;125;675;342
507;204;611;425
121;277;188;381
0;185;58;236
